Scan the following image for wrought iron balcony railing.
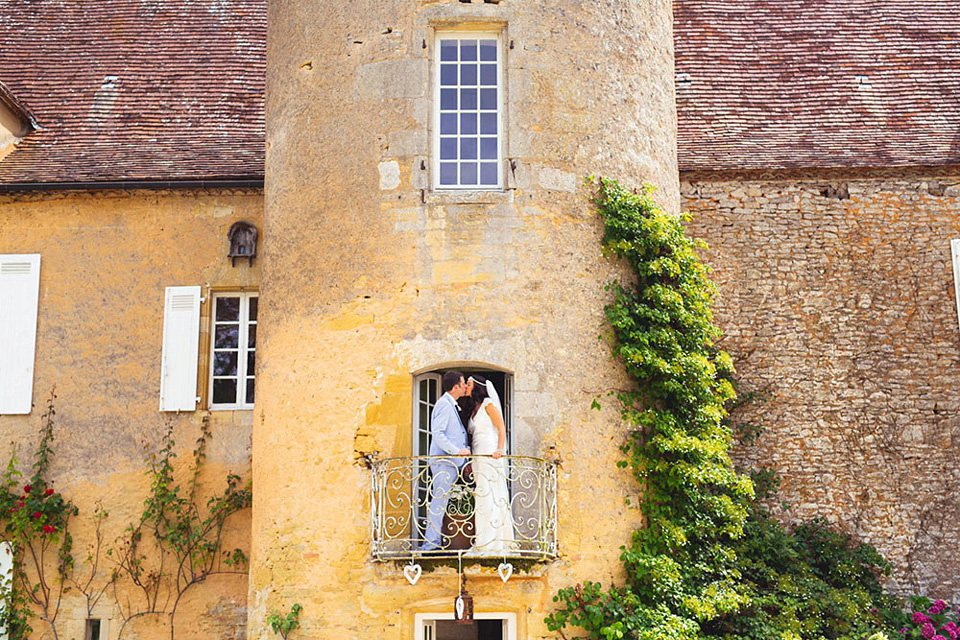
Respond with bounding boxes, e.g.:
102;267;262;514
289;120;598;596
370;455;558;561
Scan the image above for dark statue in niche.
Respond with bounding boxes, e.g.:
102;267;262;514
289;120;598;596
227;221;258;266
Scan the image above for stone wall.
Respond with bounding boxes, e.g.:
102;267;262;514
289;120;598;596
257;0;679;637
682;171;960;599
0;188;261;639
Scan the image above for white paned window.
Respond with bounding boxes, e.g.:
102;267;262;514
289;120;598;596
159;286;202;412
209;293;257;409
434;32;502;190
952;239;960;333
0;254;41;415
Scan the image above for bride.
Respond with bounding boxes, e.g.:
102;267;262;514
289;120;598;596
466;375;516;553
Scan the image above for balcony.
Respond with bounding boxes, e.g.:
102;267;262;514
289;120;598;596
370;455;558;562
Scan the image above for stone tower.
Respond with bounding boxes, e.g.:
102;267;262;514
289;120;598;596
254;1;679;637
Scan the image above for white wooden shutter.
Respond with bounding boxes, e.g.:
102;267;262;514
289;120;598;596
0;254;41;415
159;286;201;411
0;541;12;640
952;239;960;334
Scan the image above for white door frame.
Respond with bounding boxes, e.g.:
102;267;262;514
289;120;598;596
414;612;517;640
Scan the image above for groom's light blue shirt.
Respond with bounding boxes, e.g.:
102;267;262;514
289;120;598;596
429;392;468;456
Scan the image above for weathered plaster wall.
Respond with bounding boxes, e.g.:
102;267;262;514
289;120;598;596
682;171;960;600
0;188;261;639
257;0;678;637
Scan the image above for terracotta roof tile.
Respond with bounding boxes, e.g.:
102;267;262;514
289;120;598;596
0;0;265;184
674;0;960;171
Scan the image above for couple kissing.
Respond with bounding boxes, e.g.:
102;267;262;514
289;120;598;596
423;370;516;554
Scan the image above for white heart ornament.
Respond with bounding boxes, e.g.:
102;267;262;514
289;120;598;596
403;563;422;585
497;562;513;583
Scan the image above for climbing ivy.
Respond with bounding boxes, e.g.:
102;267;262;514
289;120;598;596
267;603;303;640
547;178;899;640
111;420;252;640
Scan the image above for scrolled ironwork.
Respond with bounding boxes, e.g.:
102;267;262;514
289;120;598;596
370;455;558;561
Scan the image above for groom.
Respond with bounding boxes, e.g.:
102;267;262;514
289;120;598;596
422;371;473;551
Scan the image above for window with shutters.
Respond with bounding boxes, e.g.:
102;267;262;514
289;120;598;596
159;287;258;412
209;292;257;409
0;254;40;415
433;31;503;190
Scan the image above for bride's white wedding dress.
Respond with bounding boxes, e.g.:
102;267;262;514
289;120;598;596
468;398;516;553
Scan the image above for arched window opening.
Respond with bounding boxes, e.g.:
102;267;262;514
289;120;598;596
412;367;512;458
368;365;556;561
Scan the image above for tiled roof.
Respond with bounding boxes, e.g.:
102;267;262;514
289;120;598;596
674;0;960;172
0;0;265;185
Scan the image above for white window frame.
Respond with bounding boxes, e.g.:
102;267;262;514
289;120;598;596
0;541;12;640
413;372;442;458
951;239;960;333
432;30;503;191
412;372;442;544
83;618;109;640
208;291;257;410
414;611;517;640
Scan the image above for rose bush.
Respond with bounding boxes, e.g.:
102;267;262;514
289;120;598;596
894;598;960;640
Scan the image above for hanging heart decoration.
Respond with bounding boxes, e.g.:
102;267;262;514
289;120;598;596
403;562;422;585
497;562;513;583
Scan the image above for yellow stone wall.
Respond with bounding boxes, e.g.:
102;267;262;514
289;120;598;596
256;0;679;637
0;188;261;639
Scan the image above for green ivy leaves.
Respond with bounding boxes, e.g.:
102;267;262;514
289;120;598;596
593;178;751;561
548;178;754;639
267;603;302;640
547;178;899;640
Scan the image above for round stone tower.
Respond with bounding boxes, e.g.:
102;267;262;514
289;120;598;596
253;1;679;637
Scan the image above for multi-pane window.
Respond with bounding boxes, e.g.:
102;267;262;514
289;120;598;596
434;33;501;189
210;293;257;409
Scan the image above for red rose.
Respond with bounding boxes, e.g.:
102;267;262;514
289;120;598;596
17;501;24;508
23;485;31;493
42;525;56;534
32;511;42;519
44;488;54;496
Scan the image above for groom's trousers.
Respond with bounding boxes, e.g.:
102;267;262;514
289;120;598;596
423;458;458;550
